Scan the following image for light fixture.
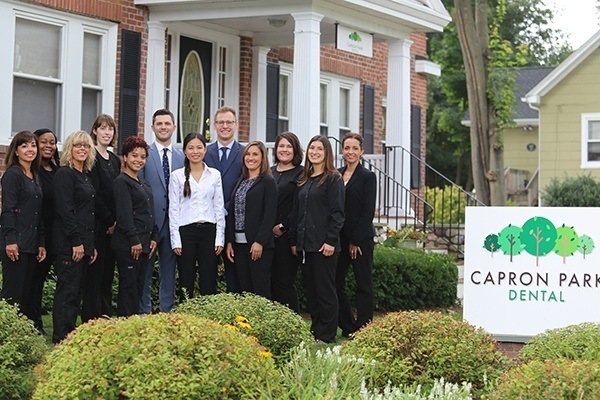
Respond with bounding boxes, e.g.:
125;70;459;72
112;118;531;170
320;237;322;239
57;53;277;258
268;17;288;28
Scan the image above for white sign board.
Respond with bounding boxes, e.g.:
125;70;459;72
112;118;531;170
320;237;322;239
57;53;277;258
464;207;600;341
336;25;373;58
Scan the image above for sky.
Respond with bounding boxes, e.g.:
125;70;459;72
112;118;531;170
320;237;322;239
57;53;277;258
547;0;600;48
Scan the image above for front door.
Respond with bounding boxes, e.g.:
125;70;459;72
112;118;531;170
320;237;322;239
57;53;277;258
178;36;212;142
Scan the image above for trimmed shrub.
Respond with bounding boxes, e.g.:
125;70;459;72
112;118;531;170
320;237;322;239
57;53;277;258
425;186;467;224
542;174;600;206
177;293;312;364
343;311;507;398
0;300;47;400
490;359;600;400
370;246;457;310
519;322;600;363
33;313;282;399
280;343;473;399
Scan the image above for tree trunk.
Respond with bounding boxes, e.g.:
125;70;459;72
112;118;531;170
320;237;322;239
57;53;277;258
454;0;506;206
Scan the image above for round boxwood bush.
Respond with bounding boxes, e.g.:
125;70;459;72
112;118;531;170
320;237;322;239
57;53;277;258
177;293;312;364
519;322;600;363
542;174;600;206
0;300;47;400
343;311;507;397
33;313;282;399
490;359;600;400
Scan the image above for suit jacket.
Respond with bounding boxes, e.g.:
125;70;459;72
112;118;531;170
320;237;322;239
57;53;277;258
226;174;278;249
140;142;185;230
339;163;377;244
205;141;243;212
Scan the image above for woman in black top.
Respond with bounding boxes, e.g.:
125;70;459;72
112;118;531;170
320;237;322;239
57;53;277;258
225;141;277;299
293;135;345;343
270;132;303;312
0;130;46;322
87;114;120;320
336;133;377;335
29;128;59;335
112;136;157;317
52;131;97;343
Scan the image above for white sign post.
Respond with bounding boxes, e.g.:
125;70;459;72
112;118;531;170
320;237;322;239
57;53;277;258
336;25;373;58
464;207;600;341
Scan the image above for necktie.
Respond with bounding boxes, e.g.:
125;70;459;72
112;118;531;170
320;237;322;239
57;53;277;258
220;147;228;169
162;148;170;187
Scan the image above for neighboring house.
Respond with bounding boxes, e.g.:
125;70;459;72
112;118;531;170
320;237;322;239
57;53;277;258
0;0;451;197
525;30;600;205
462;66;554;205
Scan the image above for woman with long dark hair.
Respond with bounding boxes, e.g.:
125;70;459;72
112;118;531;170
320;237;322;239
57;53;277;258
112;136;157;317
29;128;60;335
225;141;277;298
169;132;225;299
293;135;345;343
270;132;303;312
88;114;120;319
52;130;97;343
0;131;46;322
336;133;376;335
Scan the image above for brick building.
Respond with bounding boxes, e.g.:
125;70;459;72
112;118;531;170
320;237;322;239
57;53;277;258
0;0;450;189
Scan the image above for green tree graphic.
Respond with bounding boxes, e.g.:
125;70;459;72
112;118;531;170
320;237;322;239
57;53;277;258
520;216;557;266
498;224;524;262
483;234;501;257
553;224;579;264
577;235;595;259
348;32;362;42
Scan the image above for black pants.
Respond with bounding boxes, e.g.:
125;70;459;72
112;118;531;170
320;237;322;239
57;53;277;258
115;250;149;317
53;255;87;343
177;223;218;301
99;235;116;316
233;242;273;299
81;233;108;322
1;252;36;321
271;234;300;312
336;236;374;334
29;253;54;332
302;251;339;343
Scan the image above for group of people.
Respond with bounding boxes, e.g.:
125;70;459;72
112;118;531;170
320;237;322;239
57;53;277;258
0;105;376;344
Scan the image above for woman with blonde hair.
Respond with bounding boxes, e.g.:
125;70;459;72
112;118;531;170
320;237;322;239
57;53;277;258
52;130;97;343
291;135;345;343
225;141;277;298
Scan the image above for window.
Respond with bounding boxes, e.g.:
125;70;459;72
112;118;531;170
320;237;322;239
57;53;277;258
320;83;328;136
278;63;292;135
582;113;600;168
339;86;351;141
0;3;117;143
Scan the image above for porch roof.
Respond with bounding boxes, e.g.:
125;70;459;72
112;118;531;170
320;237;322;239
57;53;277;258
135;0;451;45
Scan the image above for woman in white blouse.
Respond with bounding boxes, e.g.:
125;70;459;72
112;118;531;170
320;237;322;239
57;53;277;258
169;132;225;298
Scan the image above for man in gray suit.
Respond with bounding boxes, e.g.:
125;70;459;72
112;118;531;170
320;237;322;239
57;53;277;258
205;106;243;293
140;109;185;312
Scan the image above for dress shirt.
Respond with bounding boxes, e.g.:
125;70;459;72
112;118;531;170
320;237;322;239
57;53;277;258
217;142;232;161
154;142;174;172
168;164;225;248
0;166;45;253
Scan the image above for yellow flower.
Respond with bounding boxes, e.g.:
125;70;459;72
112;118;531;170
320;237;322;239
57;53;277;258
235;315;252;330
223;324;238;332
248;335;259;343
258;350;273;358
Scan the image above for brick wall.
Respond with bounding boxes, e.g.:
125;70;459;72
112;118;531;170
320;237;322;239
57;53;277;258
238;37;253;142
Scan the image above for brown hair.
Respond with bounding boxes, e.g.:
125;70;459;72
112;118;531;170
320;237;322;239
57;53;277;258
152;109;175;125
273;131;303;166
241;141;270;178
213;106;237;121
298;135;339;186
4;130;41;183
342;132;364;148
91;114;117;147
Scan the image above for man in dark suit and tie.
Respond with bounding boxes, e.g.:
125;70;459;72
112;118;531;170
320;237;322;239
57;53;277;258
139;109;185;312
205;106;243;293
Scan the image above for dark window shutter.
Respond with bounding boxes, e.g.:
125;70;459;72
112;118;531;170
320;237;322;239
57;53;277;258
362;85;374;154
410;105;422;189
266;63;280;142
118;29;141;153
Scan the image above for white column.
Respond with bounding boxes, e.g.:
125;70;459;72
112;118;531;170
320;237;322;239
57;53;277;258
145;21;167;142
250;46;270;142
386;38;413;213
290;12;323;146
